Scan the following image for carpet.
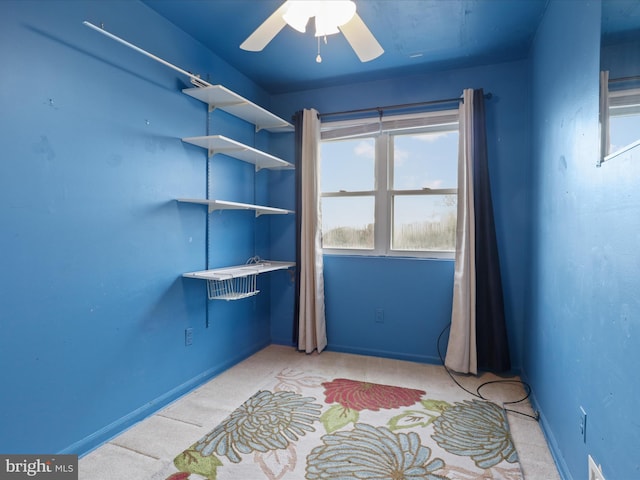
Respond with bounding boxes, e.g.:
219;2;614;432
158;368;523;480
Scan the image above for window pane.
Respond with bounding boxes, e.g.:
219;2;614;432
392;131;458;190
610;114;640;153
320;137;375;192
392;195;457;251
321;196;374;249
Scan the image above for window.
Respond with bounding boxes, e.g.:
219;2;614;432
600;75;640;165
608;86;640;158
320;110;459;257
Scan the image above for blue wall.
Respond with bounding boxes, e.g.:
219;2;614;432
271;60;533;369
526;1;640;479
0;0;288;455
322;256;453;363
6;2;637;475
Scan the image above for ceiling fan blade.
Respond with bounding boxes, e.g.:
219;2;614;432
339;12;384;62
240;1;290;52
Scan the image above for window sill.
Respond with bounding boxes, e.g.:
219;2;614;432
321;249;455;260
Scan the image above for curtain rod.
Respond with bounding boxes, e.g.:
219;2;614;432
609;75;640;84
318;92;492;120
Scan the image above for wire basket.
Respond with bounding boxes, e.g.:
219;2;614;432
206;274;259;301
182;257;294;301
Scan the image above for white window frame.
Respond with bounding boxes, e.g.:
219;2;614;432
605;86;640;162
320;109;459;259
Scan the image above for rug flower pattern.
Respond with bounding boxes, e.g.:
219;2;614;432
166;370;523;480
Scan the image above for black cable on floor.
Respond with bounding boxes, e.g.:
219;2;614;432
437;323;540;421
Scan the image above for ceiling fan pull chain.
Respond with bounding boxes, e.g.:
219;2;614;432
316;36;322;63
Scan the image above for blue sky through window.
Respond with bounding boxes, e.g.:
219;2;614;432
610;114;640;153
392;132;458;190
320;131;458;232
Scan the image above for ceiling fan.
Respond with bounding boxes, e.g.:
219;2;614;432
240;0;384;63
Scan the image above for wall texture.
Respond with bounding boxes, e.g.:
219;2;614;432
0;0;286;455
9;3;638;475
526;1;640;478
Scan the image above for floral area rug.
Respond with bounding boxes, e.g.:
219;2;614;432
161;368;523;480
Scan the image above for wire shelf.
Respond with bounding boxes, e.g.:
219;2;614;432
206;274;259;300
182;258;294;301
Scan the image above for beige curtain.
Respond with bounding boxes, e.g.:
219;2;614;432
298;109;327;353
445;89;477;374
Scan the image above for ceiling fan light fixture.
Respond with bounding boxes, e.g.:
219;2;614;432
315;1;356;36
241;0;382;63
328;1;357;26
282;1;315;32
283;0;356;36
314;15;340;37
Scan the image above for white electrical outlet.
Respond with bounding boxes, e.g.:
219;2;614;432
588;455;605;480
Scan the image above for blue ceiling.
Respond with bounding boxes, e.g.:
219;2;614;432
602;0;640;45
142;0;639;94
